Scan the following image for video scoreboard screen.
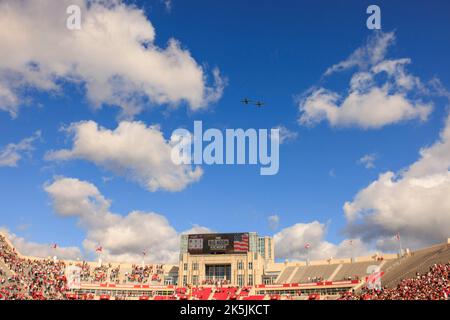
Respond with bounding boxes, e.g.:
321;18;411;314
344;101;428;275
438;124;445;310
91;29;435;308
187;233;249;254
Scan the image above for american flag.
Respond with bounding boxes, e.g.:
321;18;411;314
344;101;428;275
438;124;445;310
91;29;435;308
233;233;249;252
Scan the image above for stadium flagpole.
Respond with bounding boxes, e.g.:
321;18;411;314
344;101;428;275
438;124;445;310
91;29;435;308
349;239;353;262
304;243;310;265
396;233;403;256
96;245;103;267
142;249;146;268
51;243;58;263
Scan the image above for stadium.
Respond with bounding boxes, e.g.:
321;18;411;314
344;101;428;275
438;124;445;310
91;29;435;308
1;0;450;310
1;231;449;300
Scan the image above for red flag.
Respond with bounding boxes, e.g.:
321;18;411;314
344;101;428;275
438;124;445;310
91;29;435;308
51;243;58;249
395;233;400;241
304;243;311;249
96;246;103;253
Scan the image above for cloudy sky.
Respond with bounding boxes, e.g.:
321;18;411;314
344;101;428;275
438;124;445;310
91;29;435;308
1;0;450;263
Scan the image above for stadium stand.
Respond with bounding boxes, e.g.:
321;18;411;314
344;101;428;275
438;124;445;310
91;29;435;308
276;266;296;283
339;262;450;300
1;232;449;300
381;243;450;288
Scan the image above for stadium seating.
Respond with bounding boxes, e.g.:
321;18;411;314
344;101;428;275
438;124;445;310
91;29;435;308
276;266;296;283
381;243;450;288
243;295;265;300
339;262;450;300
1;232;449;300
333;261;381;282
212;287;237;300
191;287;212;300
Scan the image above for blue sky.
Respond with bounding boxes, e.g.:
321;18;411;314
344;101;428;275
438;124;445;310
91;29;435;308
1;0;450;262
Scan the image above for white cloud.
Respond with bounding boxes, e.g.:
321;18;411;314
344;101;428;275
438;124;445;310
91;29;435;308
358;153;377;169
45;120;202;192
162;0;173;12
268;215;280;230
324;32;395;76
273;126;298;144
181;225;213;235
0;228;82;260
0;0;224;118
44;177;210;263
274;221;368;261
0;131;41;167
298;32;433;129
329;169;336;178
343;114;450;251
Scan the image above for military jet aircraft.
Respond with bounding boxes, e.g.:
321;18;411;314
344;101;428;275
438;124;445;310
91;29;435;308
241;98;252;105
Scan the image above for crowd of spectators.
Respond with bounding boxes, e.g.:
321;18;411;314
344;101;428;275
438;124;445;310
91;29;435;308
306;276;324;283
0;235;68;300
339;263;450;300
126;264;163;283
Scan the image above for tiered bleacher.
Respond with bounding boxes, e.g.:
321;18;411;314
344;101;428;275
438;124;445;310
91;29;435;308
339;263;450;300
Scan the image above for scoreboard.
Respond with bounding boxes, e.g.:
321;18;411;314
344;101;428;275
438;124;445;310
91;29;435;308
187;233;249;254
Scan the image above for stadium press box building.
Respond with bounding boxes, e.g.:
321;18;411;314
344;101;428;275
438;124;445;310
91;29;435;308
178;232;275;287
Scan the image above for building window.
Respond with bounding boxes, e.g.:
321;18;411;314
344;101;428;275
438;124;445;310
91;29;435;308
258;238;265;256
192;275;198;285
248;274;253;286
183;275;187;286
237;261;243;270
248;262;253;270
237;275;244;287
183;263;188;271
268;239;272;259
192;263;198;271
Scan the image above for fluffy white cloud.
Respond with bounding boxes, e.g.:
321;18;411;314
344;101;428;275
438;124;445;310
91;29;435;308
45;120;202;192
44;177;210;263
0;228;82;260
344;114;450;251
358;153;377;169
298;32;433;129
267;215;280;230
0;0;224;118
274;221;368;261
181;225;214;235
0;131;41;167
